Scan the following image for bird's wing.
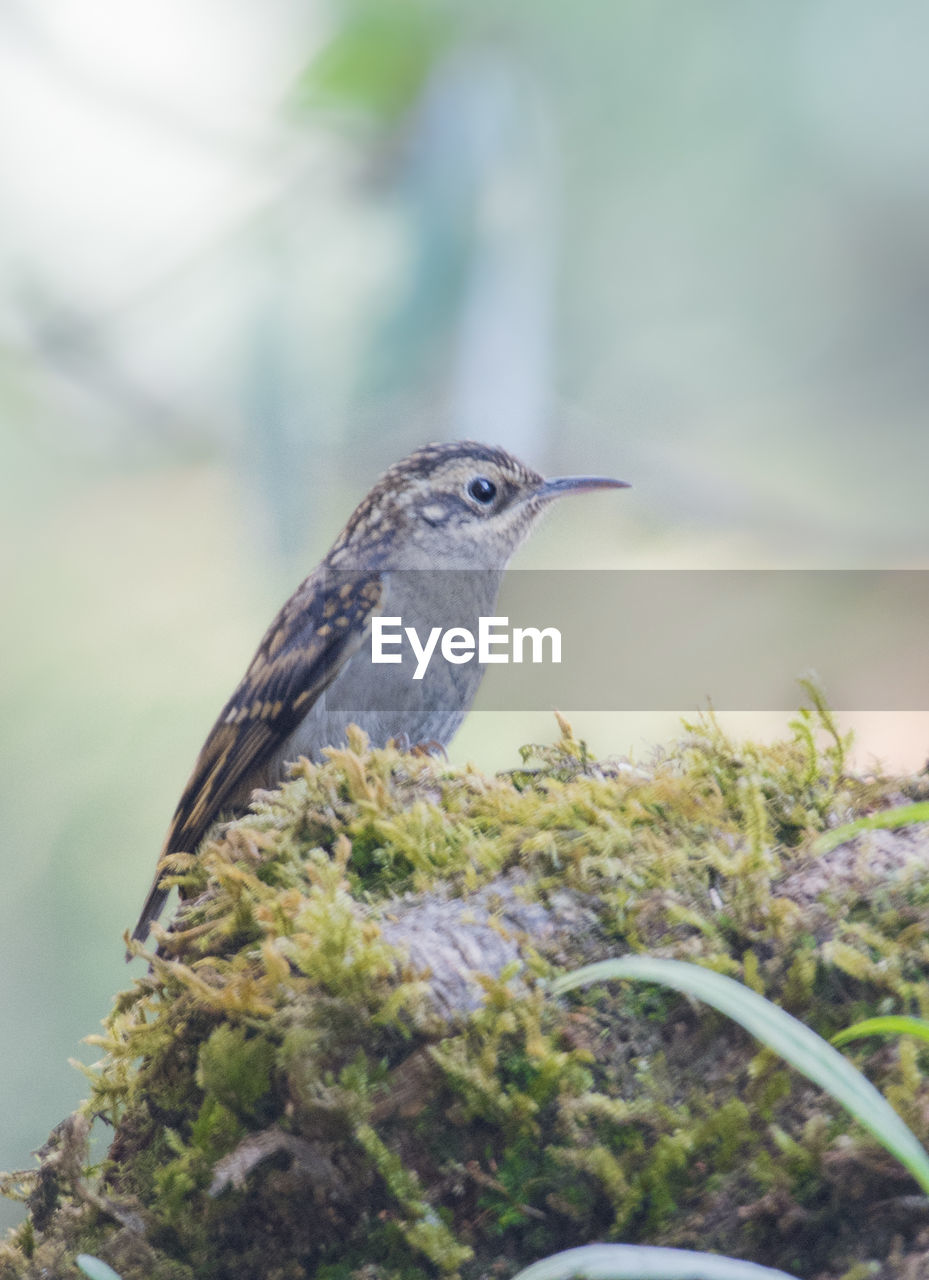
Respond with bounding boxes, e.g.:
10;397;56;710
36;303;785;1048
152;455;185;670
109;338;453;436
130;568;384;943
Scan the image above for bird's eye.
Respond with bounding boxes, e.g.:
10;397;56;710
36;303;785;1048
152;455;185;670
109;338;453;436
467;476;497;505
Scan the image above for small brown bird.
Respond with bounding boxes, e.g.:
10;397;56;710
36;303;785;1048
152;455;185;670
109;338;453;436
130;441;628;946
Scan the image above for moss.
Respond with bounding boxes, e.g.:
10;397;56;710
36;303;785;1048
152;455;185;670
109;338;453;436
4;699;929;1278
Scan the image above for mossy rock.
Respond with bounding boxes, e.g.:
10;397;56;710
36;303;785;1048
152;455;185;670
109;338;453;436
4;698;929;1279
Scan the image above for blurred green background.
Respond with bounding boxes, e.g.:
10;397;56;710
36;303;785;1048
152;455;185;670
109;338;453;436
2;0;929;1224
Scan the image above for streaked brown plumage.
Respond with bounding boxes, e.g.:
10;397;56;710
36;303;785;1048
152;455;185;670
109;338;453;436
130;441;628;947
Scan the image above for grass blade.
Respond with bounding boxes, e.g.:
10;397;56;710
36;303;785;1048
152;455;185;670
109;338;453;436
811;802;929;855
76;1258;124;1280
833;1015;929;1048
512;1243;800;1280
552;956;929;1195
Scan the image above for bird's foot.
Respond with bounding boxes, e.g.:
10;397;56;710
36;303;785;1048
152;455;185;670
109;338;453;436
387;733;448;760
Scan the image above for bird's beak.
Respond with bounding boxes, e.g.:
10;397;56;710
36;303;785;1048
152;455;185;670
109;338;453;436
533;474;631;502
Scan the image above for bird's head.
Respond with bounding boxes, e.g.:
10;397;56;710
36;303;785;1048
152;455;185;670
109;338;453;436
329;441;629;570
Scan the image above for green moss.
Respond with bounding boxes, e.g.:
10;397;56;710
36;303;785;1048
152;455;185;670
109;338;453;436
5;696;929;1278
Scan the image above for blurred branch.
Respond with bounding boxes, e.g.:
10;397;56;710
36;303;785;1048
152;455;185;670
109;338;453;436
4;148;331;449
12;280;200;448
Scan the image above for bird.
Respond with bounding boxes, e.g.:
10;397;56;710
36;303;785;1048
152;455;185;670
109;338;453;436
130;441;628;946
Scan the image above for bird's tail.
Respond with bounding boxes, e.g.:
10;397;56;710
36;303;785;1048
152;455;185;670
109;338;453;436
129;882;169;949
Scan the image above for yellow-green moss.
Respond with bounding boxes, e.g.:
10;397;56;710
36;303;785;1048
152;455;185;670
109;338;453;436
4;699;929;1279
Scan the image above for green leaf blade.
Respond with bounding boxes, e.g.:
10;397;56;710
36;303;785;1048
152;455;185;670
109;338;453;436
811;802;929;856
552;956;929;1195
832;1015;929;1048
76;1257;125;1280
512;1243;801;1280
